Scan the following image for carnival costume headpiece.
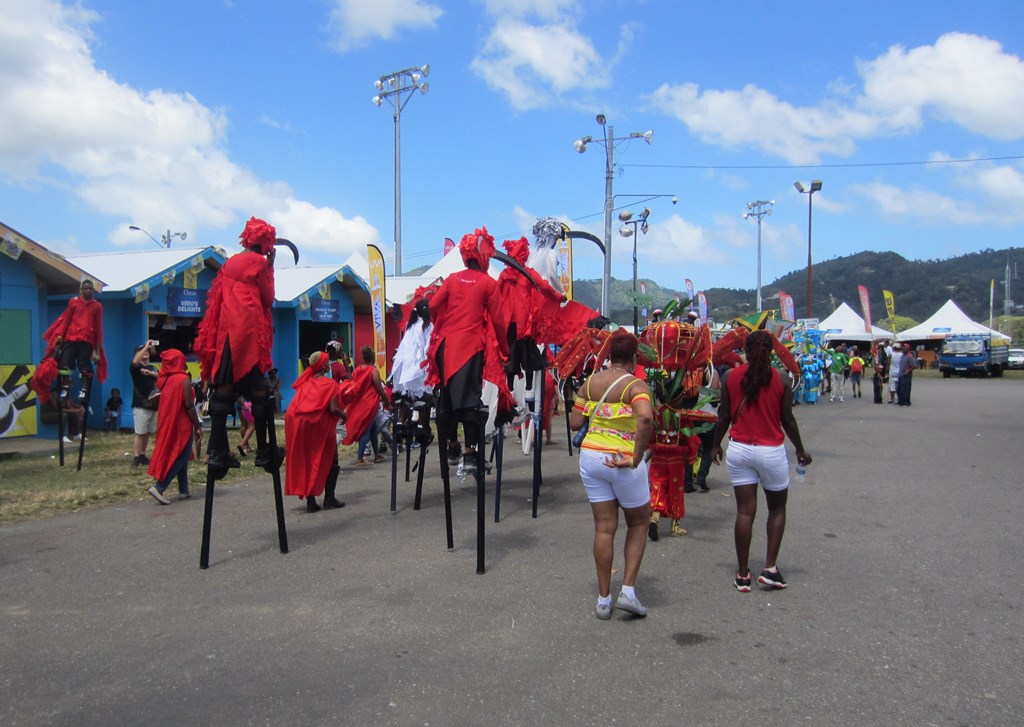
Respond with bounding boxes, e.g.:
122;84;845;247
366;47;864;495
502;237;530;265
458;227;495;269
239;216;277;254
293;351;331;389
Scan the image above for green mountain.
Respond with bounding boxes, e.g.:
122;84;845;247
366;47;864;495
571;247;1023;326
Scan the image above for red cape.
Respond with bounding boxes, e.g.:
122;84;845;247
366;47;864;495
147;351;194;481
195;251;275;381
284;376;341;498
42;299;108;383
338;366;379;446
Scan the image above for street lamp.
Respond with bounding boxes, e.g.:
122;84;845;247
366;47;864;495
128;225;187;248
743;200;774;312
794;180;822;318
618;208;651;332
372;64;430;276
574;115;653;317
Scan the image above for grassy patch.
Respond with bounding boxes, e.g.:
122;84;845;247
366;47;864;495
0;425;359;525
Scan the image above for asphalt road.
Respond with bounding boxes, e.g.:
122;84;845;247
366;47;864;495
2;376;1022;726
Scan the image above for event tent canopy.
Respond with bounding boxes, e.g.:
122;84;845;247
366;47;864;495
895;299;1010;342
818;302;893;342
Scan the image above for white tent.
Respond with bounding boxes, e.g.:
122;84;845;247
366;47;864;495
818;302;893;342
896;299;1010;343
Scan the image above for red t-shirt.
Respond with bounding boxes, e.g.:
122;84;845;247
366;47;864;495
429;268;508;384
724;364;785;446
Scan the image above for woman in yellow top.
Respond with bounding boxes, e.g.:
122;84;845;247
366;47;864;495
569;330;654;620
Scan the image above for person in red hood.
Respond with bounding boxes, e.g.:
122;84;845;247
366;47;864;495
427;227;509;473
146;349;203;504
194;217;284;479
285;351;346;512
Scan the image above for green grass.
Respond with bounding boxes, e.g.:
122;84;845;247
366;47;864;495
0;424;358;525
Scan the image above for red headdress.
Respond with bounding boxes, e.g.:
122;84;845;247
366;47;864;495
156;349;188;390
502;237;529;265
239;216;276;254
458;227;495;270
293;351;331;389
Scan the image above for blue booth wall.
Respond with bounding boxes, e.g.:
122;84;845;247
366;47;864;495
0;255;49;439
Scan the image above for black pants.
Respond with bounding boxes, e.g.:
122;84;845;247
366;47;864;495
58;341;94;376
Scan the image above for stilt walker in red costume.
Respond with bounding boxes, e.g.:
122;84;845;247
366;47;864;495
145;349;203;504
426;227;510;573
284;351;347;513
41;278;107;469
193;216;296;568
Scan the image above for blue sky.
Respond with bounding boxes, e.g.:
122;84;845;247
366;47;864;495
2;0;1023;298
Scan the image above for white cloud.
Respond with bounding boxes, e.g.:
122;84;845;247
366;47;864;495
640;215;730;267
471;18;610;110
327;0;442;52
858;33;1024;139
0;0;380;258
647;32;1024;163
854;182;983;224
480;0;578;21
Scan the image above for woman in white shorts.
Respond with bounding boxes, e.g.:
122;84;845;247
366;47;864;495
570;330;654;620
711;331;811;593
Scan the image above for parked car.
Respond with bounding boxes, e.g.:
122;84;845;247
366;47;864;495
1008;348;1024;370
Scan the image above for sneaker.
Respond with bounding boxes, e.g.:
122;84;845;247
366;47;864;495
62;436;74;444
683;481;696;494
595;601;613;620
648;520;660;542
758;567;787;589
147;486;170;505
253;446;285;471
208;451;241;470
462;453;478;475
177;492;192;500
697;477;710;493
73;433;88;442
839;397;844;403
734;572;752;592
830;397;835;402
614;592;647;617
447;442;462;465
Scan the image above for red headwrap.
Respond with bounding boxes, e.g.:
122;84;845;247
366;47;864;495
239;216;276;254
157;349;188;390
293;351;330;389
458;227;495;270
502;237;529;265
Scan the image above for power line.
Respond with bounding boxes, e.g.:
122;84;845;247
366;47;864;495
624;155;1024;171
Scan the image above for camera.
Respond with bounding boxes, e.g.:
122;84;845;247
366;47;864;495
148;340;159;349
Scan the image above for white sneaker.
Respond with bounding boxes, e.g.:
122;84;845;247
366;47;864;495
73;434;88;442
62;436;73;444
147;486;171;505
839;398;844;402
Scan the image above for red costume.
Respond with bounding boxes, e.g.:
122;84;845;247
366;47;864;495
195;219;276;383
147;350;195;481
285;355;342;499
338;365;380;446
42;291;108;383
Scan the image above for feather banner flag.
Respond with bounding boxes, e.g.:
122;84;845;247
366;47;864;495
558;223;573;301
367;244;388;379
858;285;872;333
883;290;896;319
443;237;455;255
684;279;695;309
697;291;708;324
778;290;795;322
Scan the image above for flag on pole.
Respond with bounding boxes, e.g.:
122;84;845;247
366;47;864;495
883;289;896;319
990;279;996;331
684;279;695;308
367;244;388;379
858;285;872;333
443;237;455;255
697;292;708;325
778;290;795;322
733;311;769;331
558;223;573;300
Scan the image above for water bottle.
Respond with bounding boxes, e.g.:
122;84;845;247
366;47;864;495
795;463;807;483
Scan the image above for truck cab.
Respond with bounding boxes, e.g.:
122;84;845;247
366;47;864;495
938;334;1009;378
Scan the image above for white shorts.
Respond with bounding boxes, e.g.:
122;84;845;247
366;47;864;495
889;378;899;393
578;448;650;509
725;440;790;492
133;407;158;435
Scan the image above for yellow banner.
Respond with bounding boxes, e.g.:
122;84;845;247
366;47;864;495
317;281;330;300
367;244;388;378
183;268;198;289
883;290;895;319
558;223;573;300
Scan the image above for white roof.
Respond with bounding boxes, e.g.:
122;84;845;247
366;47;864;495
65;247;222;292
274;266;367;303
818;302;893;341
896;299;1011;342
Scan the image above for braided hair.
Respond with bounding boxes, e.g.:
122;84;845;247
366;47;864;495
741;330;775;403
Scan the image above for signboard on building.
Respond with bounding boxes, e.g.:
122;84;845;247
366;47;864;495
311;299;341;322
167;287;205;318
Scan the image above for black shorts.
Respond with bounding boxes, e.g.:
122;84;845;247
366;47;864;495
437;342;484;416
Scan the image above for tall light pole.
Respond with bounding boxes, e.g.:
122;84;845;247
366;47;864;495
743;200;774;312
574;115;653;317
372;64;430;276
128;225;187;248
618;208;651;332
794;180;822;318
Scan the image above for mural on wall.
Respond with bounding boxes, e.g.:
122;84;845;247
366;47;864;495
0;364;37;438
